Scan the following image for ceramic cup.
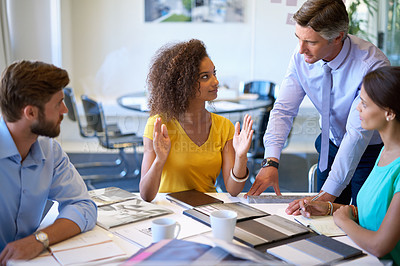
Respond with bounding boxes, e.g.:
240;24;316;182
210;210;237;242
151;218;181;242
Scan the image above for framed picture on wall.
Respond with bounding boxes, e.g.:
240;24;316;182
144;0;245;23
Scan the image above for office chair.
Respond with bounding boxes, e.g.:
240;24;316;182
63;88;123;169
81;95;143;184
308;163;318;193
240;81;276;180
240;81;295;180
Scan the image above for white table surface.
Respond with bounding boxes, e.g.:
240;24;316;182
12;193;383;265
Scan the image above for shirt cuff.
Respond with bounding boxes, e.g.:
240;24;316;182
57;202;97;232
321;178;347;198
264;146;282;160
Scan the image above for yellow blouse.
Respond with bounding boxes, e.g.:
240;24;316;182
143;113;234;193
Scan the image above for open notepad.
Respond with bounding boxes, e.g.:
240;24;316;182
49;227;127;265
294;215;346;237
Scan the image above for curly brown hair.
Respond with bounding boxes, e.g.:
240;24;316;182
147;39;209;121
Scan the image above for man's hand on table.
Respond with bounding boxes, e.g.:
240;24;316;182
245;166;281;197
0;235;45;265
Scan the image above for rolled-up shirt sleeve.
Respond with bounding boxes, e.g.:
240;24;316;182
49;141;97;232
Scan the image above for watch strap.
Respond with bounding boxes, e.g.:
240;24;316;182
262;158;279;169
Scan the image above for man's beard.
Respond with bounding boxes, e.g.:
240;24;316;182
31;111;63;138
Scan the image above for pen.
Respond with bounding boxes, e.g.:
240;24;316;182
298;191;327;212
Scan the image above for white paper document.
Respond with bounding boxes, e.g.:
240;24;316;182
52;241;126;265
50;227;113;251
49;227;126;265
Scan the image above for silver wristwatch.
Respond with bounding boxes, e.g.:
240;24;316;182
34;231;49;249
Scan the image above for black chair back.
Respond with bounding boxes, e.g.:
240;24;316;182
81;95;106;134
63;87;78;122
63;88;95;138
80;94;143;180
243;81;276;156
243;81;276;101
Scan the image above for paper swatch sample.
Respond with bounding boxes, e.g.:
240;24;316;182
267;235;362;265
183;202;268;227
234;215;309;247
122;239;278;265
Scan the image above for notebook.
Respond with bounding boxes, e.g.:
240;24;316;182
294;215;346;237
166;189;223;209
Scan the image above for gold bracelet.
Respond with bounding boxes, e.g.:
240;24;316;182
350;205;358;222
325;201;333;216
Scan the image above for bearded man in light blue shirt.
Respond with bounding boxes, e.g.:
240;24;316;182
0;60;97;263
247;0;390;211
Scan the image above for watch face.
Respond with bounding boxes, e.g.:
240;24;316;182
261;159;279;169
261;159;268;167
35;231;49;248
37;233;47;241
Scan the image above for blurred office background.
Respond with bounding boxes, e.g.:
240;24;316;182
0;0;399;192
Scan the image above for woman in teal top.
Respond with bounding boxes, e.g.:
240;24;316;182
297;66;400;264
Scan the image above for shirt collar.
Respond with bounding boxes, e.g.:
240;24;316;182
0;117;45;163
0;117;20;160
319;35;350;71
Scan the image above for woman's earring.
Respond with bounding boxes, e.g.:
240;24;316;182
386;117;390;121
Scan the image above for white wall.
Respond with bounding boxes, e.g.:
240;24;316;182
6;0;53;63
60;0;306;103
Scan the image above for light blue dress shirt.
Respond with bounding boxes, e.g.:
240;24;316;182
0;118;97;251
264;35;390;197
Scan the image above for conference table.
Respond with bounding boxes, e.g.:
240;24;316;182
22;192;382;265
117;93;274;114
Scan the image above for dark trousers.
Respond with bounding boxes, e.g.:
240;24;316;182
315;134;382;206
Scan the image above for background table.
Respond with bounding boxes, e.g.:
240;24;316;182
117;93;273;114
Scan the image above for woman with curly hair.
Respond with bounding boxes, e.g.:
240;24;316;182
139;39;254;202
297;66;400;264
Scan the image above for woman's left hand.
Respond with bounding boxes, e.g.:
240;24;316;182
233;114;254;157
333;205;354;228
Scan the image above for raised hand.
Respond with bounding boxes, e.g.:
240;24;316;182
153;117;171;163
233;114;254;158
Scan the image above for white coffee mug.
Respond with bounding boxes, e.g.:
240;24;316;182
210;210;237;242
151;218;181;242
